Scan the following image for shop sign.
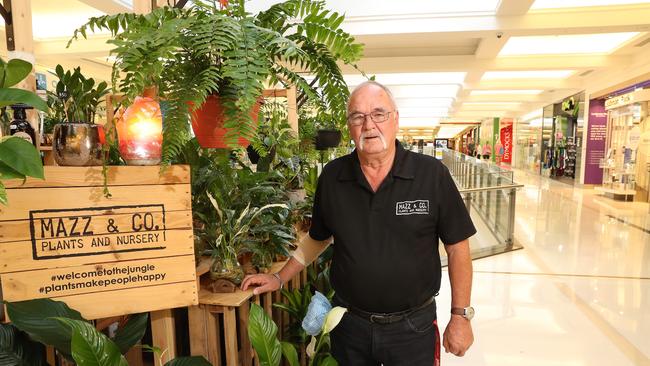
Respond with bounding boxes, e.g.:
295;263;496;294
0;166;197;320
605;93;633;110
500;125;513;163
585;99;608;184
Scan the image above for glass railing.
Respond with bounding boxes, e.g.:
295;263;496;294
421;148;524;259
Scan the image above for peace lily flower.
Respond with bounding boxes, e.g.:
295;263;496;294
302;292;348;362
322;306;347;334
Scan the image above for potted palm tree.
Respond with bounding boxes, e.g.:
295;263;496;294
70;0;363;165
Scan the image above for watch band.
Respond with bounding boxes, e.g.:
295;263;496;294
450;307;465;316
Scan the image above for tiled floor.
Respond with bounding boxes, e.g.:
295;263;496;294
437;168;650;366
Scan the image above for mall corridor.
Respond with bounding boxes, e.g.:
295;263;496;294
438;169;650;366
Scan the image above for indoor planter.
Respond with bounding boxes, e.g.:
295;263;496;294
205;192;287;284
49;65;109;166
190;94;261;148
71;0;363;164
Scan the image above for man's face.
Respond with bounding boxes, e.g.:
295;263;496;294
347;85;399;157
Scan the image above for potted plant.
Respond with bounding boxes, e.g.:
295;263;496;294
70;0;363;164
0;57;48;205
49;65;109;166
204;192;287;284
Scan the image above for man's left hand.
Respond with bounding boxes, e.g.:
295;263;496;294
442;315;474;356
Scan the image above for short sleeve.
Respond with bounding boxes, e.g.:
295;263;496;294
437;167;477;244
308;176;332;241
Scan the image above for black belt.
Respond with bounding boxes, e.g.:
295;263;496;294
336;296;436;325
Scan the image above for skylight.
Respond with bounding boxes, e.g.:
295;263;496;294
500;33;640;56
482;71;575;79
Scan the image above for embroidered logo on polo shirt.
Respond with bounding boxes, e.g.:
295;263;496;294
395;200;429;215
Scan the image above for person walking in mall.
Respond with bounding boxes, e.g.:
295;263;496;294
242;80;476;365
482;142;492;161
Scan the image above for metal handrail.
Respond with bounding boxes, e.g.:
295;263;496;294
458;184;524;194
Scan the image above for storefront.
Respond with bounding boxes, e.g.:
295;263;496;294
540;92;585;184
514;111;543;174
594;89;650;201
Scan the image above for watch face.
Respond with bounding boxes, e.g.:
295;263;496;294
465;307;475;320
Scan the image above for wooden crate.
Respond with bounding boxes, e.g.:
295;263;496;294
0;165;198;320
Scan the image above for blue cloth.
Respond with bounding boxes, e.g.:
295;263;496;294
302;291;332;336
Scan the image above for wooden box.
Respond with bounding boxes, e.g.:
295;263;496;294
0;165;198;320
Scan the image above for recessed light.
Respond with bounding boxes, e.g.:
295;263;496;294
482;70;575;79
470;90;544;95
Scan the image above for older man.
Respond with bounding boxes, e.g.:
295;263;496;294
242;81;476;365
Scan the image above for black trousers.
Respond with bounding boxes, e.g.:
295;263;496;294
330;300;438;365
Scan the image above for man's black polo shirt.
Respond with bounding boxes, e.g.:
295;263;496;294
309;141;476;313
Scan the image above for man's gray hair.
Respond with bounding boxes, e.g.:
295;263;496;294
346;80;397;113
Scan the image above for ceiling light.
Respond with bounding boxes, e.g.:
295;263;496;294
500;33;640;56
521;109;543;121
345;72;467;87
399;118;441;128
398;107;450;118
394;98;455;108
462;102;522;106
482;70;575;79
531;0;650;9
389;85;461;98
471;90;544;95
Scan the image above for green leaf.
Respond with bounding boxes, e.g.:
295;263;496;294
320;355;338;366
54;318;128;366
0;160;25;180
112;313;148;354
0;323;46;366
5;298;85;359
280;342;299;366
0;182;6;206
0;88;48;111
164;356;212;366
2;59;33;88
247;303;282;366
0;137;44;179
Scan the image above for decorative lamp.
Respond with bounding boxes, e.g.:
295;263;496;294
116;96;163;165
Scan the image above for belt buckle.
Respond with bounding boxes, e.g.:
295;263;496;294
369;314;386;324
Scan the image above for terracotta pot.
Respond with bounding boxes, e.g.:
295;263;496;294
190;94;261;148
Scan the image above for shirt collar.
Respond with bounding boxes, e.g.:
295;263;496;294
337;140;416;182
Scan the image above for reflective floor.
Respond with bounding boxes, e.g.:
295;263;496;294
438;168;650;366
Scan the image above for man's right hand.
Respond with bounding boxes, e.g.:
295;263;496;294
241;273;281;295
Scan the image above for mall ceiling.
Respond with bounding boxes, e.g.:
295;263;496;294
4;0;650;139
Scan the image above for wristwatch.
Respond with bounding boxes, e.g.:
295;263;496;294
451;306;475;320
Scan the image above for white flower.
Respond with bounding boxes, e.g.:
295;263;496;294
322;306;347;334
306;336;317;358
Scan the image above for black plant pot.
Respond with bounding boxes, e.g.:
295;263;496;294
246;145;260;164
315;129;341;150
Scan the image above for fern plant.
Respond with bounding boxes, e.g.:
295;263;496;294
69;0;364;165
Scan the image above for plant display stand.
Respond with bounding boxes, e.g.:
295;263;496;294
0;165;198;364
189;260;306;366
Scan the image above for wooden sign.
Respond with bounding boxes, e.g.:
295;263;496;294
0;165;198;319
